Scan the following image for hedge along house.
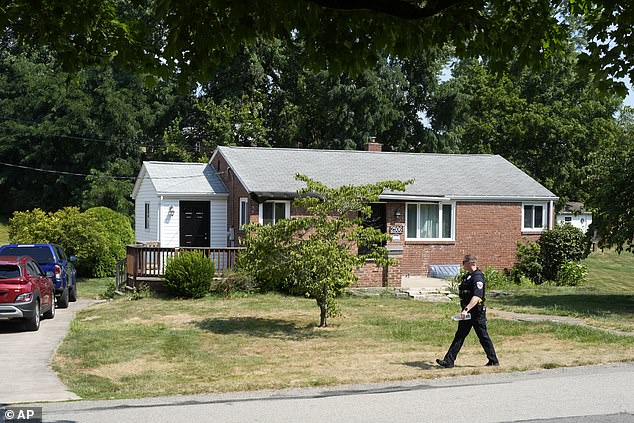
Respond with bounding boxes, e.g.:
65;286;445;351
209;144;558;287
131;161;229;248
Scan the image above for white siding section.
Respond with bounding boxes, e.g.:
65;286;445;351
211;198;228;247
159;200;180;248
134;177;159;243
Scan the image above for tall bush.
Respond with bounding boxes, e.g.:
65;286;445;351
538;224;588;282
9;207;130;277
163;251;215;298
513;239;543;284
84;206;134;274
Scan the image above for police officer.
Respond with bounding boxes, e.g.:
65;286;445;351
436;254;499;368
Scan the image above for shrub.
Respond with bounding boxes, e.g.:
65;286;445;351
9;207;111;277
539;224;588;282
214;269;257;298
84;207;134;275
555;261;588;286
163;251;215;298
483;267;514;290
513;239;543;284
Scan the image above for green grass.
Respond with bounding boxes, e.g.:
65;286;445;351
488;249;634;333
53;289;634;400
77;277;116;300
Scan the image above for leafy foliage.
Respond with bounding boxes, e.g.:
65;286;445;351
9;207;112;277
586;108;634;252
237;175;409;327
163;251;215;298
430;51;621;206
513;239;543;285
555;261;588;286
213;269;257;298
538;224;589;282
2;0;633;94
84;206;134;275
0;38;184;215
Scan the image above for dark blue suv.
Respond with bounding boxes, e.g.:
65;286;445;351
0;244;77;308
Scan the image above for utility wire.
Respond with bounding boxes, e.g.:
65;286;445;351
0;162;223;180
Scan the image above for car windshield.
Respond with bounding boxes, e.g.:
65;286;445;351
0;247;54;264
0;264;21;279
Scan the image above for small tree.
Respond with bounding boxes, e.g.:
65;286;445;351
238;174;409;327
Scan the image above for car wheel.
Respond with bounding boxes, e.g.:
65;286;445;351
25;300;40;331
69;282;77;302
57;286;69;309
43;296;55;319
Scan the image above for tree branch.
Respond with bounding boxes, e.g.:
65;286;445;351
308;0;465;20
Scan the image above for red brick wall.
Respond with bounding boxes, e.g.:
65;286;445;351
399;202;542;278
211;151;547;288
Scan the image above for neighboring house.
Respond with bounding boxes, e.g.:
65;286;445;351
556;202;593;234
132;143;558;287
131;161;228;248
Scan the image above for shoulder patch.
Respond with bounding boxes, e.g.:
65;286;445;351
476;281;484;289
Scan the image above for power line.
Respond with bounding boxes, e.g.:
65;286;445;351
0;162;225;180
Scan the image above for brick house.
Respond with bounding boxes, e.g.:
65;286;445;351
133;143;558;287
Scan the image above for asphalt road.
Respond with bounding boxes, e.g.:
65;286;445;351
9;363;634;423
0;299;98;404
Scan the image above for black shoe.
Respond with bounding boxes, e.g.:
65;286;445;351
436;359;454;368
485;360;499;367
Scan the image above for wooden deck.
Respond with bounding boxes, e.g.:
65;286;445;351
123;245;244;289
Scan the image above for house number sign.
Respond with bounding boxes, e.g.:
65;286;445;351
389;225;403;234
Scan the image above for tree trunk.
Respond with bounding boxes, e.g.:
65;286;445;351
318;300;328;327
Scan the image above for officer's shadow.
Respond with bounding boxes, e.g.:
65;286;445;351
403;361;482;370
402;361;436;370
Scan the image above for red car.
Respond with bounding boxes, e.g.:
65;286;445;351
0;256;55;331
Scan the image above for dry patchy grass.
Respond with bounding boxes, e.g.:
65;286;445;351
53;293;634;400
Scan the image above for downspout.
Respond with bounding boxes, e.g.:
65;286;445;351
549;200;554;229
158;195;163;245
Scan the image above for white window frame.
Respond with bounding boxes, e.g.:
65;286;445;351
258;201;290;225
405;202;455;241
239;198;249;230
144;203;150;230
522;203;548;232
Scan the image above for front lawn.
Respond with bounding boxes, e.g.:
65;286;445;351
54;286;634;400
488;249;634;333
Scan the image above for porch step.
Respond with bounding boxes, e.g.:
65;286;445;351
398;287;458;302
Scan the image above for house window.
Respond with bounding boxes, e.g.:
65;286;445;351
239;198;249;229
523;204;547;231
564;216;572;222
259;201;289;225
406;202;454;240
144;203;150;230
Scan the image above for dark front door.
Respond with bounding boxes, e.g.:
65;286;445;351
180;201;210;247
359;203;387;255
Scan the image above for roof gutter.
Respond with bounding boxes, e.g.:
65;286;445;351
379;194;559;202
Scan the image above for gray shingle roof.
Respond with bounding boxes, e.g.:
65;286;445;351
215;146;557;200
140;161;228;195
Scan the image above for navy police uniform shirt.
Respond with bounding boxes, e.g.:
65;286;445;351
458;269;486;311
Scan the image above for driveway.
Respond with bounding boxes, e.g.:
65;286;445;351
0;299;98;404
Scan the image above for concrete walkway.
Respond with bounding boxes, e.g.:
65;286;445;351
0;299;99;404
490;309;634;337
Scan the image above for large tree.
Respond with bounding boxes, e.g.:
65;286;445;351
1;1;632;93
585;107;634;252
429;45;622;206
0;40;181;215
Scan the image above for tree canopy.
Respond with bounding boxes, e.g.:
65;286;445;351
1;1;632;93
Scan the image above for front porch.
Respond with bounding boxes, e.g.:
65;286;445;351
122;245;244;290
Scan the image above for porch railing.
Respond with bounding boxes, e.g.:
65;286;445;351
126;245;244;280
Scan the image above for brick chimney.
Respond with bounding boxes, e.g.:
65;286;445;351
366;137;382;152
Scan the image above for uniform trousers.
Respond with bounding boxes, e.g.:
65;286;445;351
443;310;498;365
